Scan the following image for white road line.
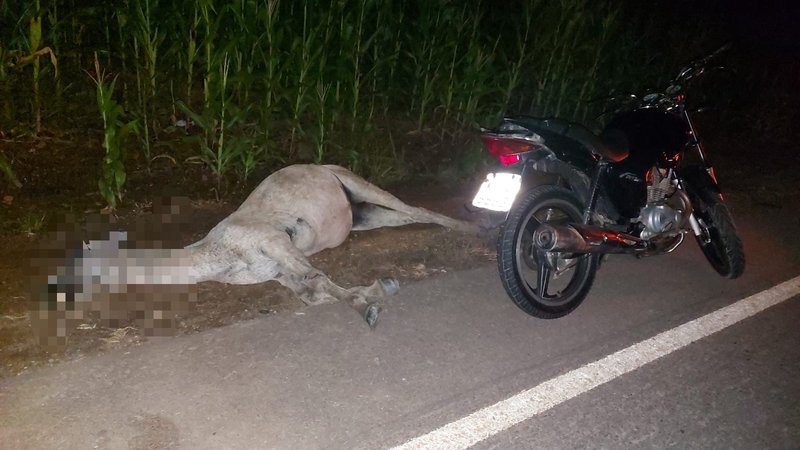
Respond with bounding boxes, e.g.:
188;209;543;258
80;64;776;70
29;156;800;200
390;275;800;450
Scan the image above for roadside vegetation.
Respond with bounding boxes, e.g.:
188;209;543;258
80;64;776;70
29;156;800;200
0;0;713;209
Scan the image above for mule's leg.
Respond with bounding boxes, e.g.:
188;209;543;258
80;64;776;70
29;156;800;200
351;204;419;231
301;274;398;328
273;272;339;306
324;165;478;234
259;237;395;327
277;272;395;328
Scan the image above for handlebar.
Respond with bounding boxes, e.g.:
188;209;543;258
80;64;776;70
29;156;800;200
596;44;732;117
699;43;731;64
643;43;732;112
674;43;731;83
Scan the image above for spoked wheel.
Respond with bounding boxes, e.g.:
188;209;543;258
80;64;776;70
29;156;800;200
691;190;745;278
497;185;599;318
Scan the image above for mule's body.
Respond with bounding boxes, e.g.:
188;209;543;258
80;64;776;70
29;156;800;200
185;164;476;326
40;165;475;343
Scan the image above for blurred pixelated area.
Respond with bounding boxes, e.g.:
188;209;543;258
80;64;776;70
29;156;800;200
28;198;198;347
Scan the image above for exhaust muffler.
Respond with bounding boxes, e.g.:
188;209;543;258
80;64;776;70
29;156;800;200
533;223;650;254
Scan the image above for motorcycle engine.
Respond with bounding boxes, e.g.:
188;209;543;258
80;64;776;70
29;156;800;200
636;169;690;240
639;204;682;239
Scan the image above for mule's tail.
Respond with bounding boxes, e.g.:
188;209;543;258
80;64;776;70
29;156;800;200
323;165;479;234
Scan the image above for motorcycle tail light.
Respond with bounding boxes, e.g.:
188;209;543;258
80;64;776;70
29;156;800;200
481;135;534;166
499;154;521;166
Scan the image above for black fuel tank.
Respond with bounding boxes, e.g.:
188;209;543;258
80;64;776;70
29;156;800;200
602;108;689;177
600;109;689;218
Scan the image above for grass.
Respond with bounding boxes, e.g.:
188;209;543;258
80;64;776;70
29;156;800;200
17;210;47;236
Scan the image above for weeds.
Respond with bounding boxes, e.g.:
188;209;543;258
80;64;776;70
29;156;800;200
17;210;47;236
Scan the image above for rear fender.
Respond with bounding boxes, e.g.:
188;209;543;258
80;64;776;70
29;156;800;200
528;155;591;205
525;153;619;220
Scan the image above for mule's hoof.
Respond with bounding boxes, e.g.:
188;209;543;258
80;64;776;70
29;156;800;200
379;277;400;296
364;303;382;329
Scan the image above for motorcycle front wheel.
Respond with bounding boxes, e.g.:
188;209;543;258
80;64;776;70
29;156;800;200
691;189;745;278
497;185;599;318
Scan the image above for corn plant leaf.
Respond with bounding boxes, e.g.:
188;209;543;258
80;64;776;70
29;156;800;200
176;101;209;130
98;178;114;207
0;153;22;188
118;120;139;141
113;161;126;188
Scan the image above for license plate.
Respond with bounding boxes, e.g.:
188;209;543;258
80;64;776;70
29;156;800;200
472;172;522;212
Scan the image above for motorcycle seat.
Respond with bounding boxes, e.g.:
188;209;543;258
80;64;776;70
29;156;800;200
510;117;629;162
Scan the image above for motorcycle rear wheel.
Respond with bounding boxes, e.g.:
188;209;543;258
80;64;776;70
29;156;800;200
497;185;599;318
691;191;745;278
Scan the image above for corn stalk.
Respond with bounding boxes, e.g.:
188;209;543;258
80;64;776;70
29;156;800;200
89;54;139;210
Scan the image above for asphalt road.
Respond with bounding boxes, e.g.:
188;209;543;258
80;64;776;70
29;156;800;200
1;206;799;449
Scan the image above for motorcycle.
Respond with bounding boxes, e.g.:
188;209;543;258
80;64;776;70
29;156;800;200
471;45;744;318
